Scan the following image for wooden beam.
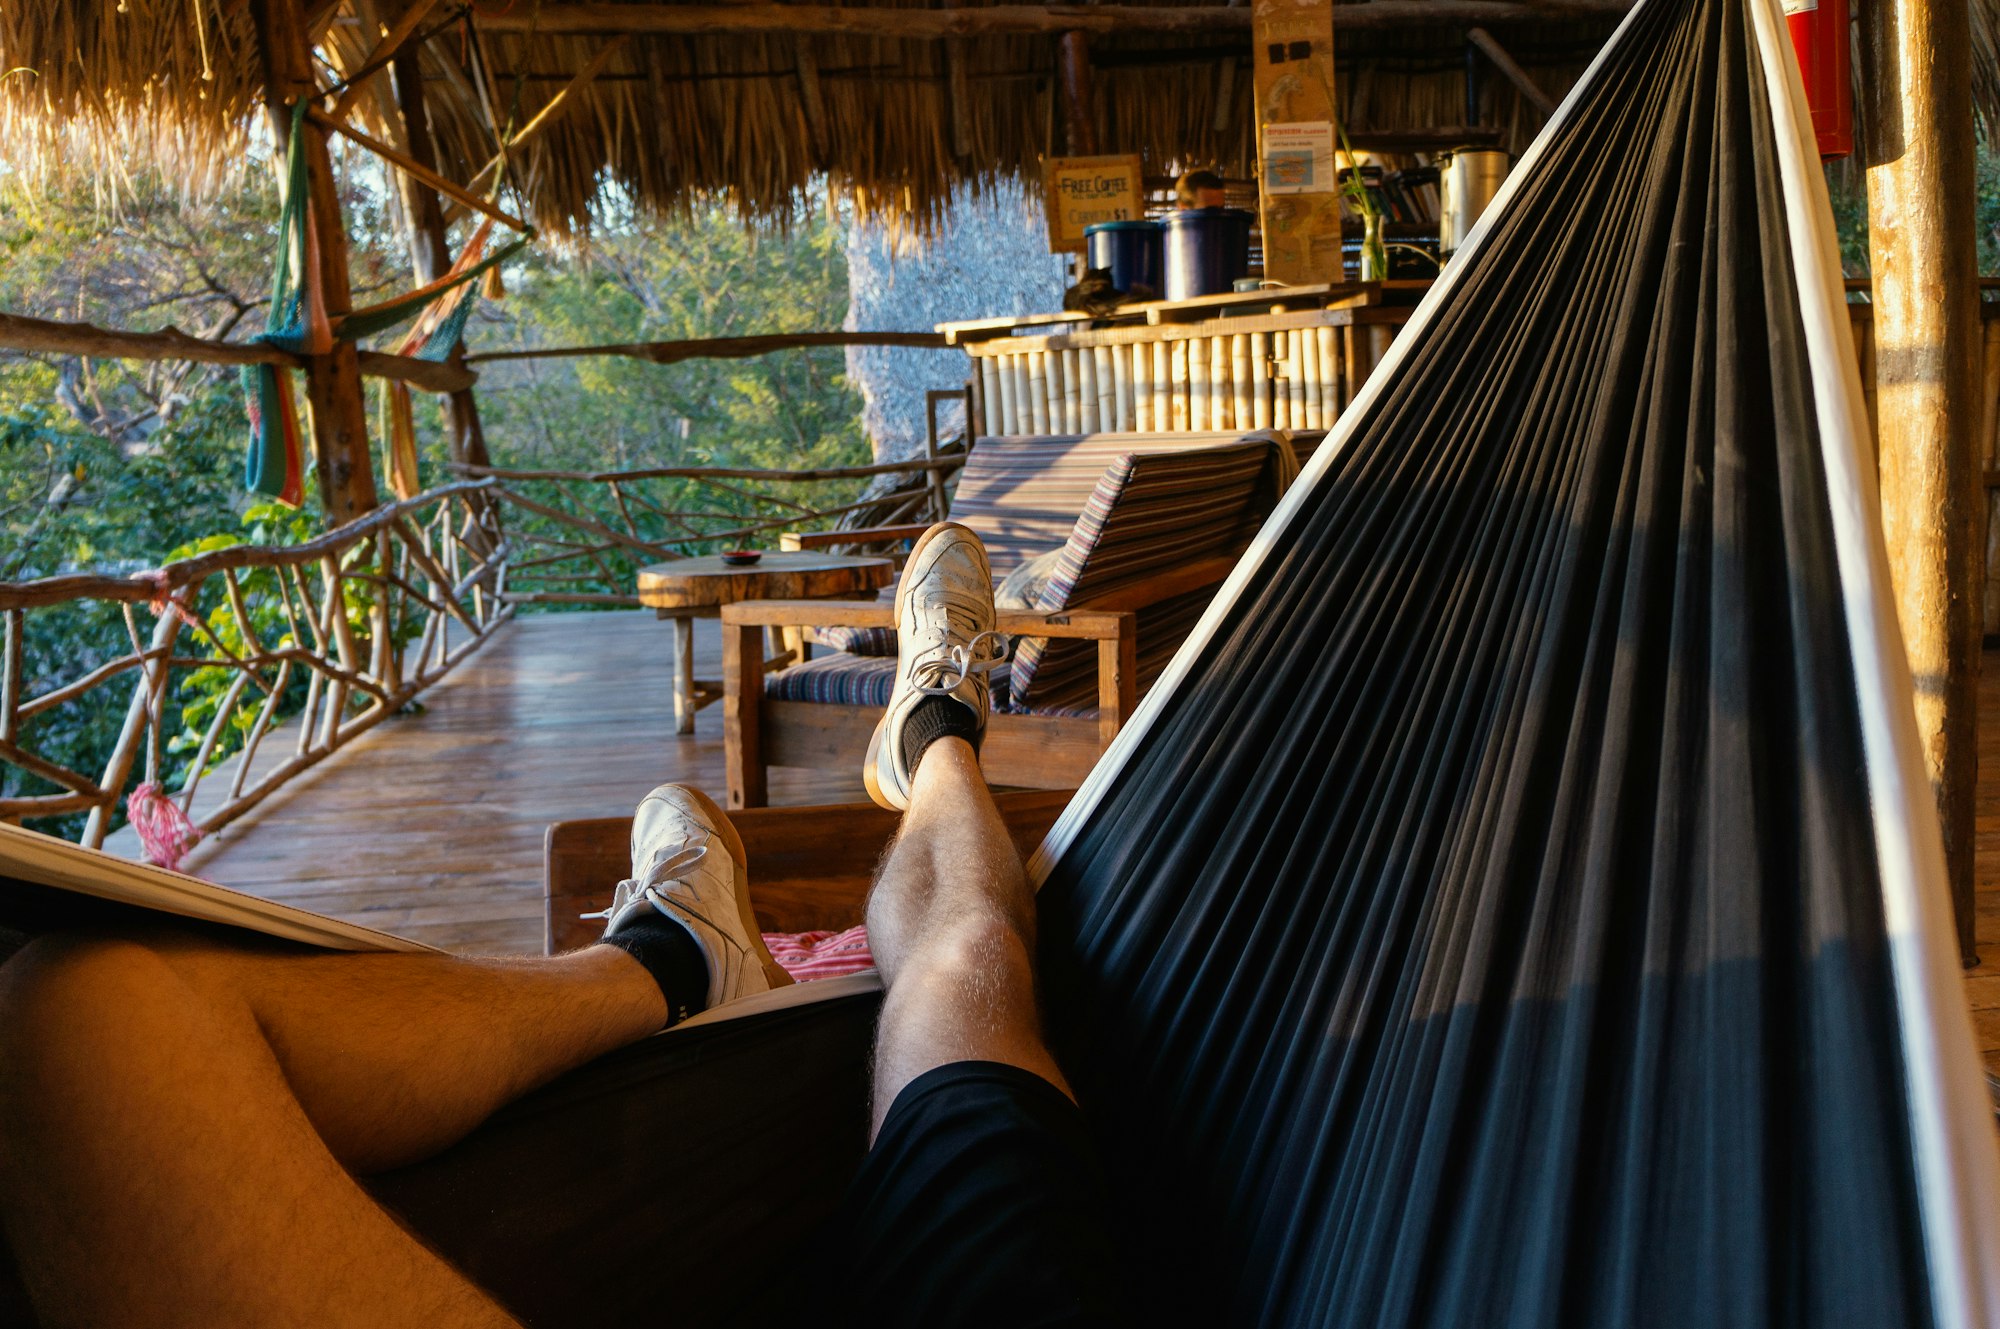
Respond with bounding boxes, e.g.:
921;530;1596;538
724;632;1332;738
253;0;379;525
464;330;948;364
0;311;473;392
1862;0;1985;962
476;0;1631;38
392;45;492;468
1466;26;1558;116
328;0;442;123
1058;30;1097;155
308;104;533;233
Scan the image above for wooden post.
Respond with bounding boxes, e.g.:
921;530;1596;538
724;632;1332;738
391;46;492;470
1058;30;1098;155
252;0;379;526
724;621;768;808
1861;0;1984;962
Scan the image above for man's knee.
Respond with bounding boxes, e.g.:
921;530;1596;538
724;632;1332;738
884;911;1036;996
0;934;190;1078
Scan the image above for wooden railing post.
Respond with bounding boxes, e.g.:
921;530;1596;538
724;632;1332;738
82;608;182;849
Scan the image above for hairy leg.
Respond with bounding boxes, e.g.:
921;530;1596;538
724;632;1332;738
0;932;664;1327
864;737;1066;1136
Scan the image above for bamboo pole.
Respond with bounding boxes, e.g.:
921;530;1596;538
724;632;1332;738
1132;342;1152;430
1093;345;1117;431
1317;325;1340;416
1189;333;1210;431
1862;0;1984;959
1077;347;1099;432
1232;333;1252;430
1251;332;1271;429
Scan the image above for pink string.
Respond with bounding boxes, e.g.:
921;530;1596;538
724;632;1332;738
127;782;203;873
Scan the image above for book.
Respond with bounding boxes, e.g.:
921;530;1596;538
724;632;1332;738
0;820;427;953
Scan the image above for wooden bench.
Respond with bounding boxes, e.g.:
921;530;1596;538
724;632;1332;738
543;789;1072;954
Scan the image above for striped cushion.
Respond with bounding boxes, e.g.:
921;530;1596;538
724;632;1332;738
950;430;1320;575
762;651;1099;719
808;625;900;656
1009;440;1292;712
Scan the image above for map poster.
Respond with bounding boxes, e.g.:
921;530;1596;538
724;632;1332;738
1263;120;1336;195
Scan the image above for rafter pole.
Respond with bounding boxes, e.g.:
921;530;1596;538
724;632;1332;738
474;0;1633;37
1058;29;1098;154
1861;0;1983;961
252;0;380;526
391;44;492;469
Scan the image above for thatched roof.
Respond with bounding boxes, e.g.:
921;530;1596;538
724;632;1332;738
1;0;1993;234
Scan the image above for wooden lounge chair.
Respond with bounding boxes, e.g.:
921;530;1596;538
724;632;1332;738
720;434;1308;808
543;790;1071;953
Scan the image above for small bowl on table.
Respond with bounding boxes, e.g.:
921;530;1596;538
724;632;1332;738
719;549;763;567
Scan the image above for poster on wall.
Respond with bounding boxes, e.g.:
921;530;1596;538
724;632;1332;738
1263;121;1336;195
1041;154;1146;253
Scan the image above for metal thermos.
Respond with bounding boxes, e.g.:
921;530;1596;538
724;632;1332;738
1437;149;1510;257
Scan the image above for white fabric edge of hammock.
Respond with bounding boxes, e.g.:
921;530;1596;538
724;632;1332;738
1747;0;2000;1318
1024;0;1655;888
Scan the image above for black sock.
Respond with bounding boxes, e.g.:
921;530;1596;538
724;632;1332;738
600;914;710;1028
904;695;982;775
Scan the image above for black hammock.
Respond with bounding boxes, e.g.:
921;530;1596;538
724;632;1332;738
79;0;2000;1322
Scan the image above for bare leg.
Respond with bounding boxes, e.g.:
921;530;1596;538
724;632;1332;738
864;737;1066;1136
0;933;664;1327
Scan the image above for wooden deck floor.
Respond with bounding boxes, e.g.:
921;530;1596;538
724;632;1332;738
127;612;864;954
110;611;2000;1075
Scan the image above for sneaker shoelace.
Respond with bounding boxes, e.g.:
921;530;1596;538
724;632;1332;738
580;843;708;922
911;628;1008;696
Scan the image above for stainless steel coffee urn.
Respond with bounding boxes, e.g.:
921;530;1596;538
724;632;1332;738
1437;148;1511;258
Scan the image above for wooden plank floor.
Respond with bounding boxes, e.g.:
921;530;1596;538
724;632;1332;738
105;614;2000;1077
114;612;865;954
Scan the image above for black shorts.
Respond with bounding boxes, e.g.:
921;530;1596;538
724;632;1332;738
823;1061;1129;1328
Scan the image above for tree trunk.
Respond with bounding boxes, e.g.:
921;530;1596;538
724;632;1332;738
1860;0;1983;963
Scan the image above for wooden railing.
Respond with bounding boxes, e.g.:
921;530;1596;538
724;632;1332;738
0;454;962;853
458;454;961;607
0;482;508;850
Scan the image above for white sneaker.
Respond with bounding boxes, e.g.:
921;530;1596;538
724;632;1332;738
863;522;1007;811
590;783;792;1009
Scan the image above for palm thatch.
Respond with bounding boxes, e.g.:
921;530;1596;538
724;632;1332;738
0;0;1992;234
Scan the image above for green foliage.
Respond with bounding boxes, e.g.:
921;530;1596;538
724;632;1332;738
469;203;866;476
0;177;871;842
1826;133;2000;277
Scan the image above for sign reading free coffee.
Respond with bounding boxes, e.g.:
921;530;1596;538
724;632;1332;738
1041;154;1146;254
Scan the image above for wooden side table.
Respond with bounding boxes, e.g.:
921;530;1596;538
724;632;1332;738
636;552;894;735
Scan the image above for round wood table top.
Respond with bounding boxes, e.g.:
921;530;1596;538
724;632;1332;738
635;551;894;611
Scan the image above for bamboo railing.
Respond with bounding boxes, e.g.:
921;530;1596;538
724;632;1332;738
0;454;962;852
